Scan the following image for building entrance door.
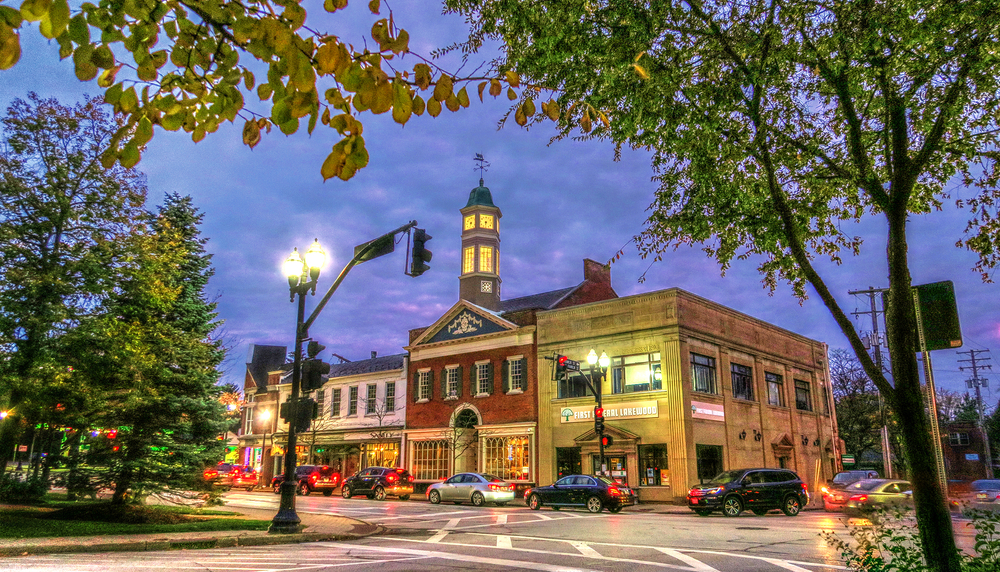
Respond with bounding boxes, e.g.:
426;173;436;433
592;455;628;484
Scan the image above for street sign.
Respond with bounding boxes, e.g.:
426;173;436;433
842;454;855;466
563;358;580;372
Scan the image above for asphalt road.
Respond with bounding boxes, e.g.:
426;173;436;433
3;490;977;571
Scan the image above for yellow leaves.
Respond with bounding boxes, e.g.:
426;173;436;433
324;0;348;12
457;86;470;108
91;44;114;68
19;0;49;22
97;65;120;88
282;3;306;31
522;97;534;116
0;22;20;70
412;94;425;116
119;142;140;168
315;40;347;75
328;113;363;136
489;79;501;97
426;96;441;117
515;96;535;126
37;0;67;40
413;63;432;90
243;118;262;149
598;109;610;128
432;74;453;102
368;0;381;14
321;135;369;181
505;70;519;88
445;92;459;112
72;43;97;80
542;100;560;121
0;5;22;27
507;87;516;100
633;63;649;80
478;81;487;102
580;106;592;133
371;18;408;54
391;80;412;124
133;116;153;147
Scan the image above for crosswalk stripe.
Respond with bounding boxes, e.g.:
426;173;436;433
497;535;513;549
496;514;508;525
426;530;450;543
571;542;602;557
655;548;718;571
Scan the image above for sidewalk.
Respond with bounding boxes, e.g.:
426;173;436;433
0;506;383;557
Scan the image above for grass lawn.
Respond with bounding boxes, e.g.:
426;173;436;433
0;496;270;539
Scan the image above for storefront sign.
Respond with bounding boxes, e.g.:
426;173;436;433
691;400;725;422
966;453;980;461
559;400;658;423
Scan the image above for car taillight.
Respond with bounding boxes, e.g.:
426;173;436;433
408;475;414;483
821;486;829;495
387;474;397;482
801;483;808;492
608;487;621;496
850;494;868;502
489;484;504;491
204;470;217;478
310;474;318;482
524;488;532;497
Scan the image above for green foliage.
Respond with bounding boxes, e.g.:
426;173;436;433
0;474;47;503
822;507;1000;572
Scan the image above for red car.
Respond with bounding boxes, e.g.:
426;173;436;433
203;463;258;491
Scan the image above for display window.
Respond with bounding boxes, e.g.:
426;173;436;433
639;444;669;486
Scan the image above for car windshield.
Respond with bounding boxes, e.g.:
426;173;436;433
216;463;233;472
972;480;1000;490
848;479;886;491
595;476;617;485
704;470;744;485
482;474;504;482
833;472;864;484
318;466;337;476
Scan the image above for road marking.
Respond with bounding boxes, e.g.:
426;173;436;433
757;557;818;572
444;518;462;529
654;548;718;571
496;514;508;525
570;541;602;557
497;535;513;549
316;542;598;572
426;530;450;543
372;510;468;521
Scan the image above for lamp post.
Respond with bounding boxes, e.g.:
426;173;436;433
270;239;326;534
586;350;610;476
257;408;272;485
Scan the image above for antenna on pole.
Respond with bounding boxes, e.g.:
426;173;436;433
473;153;490;184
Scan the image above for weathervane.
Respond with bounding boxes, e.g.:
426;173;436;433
474;153;490;184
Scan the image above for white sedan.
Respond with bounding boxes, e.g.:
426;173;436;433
426;472;516;507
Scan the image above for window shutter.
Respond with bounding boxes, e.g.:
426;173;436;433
488;361;496;394
457;366;463;398
520;358;528;389
412;371;419;402
440;369;447;399
429;370;435;400
502;360;510;394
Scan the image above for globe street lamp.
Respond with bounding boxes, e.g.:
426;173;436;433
587;350;610;476
271;239;326;533
257;408;272;486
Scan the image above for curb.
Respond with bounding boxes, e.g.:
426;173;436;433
0;526;387;557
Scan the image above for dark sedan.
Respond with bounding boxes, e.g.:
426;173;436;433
524;474;635;513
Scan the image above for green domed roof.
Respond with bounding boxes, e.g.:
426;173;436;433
466;179;496;208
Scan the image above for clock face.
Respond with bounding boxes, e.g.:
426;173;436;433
480;214;494;229
464;215;475;230
481;280;493;293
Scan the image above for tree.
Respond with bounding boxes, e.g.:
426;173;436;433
0;1;543;181
447;2;1000;569
0;93;146;477
829;348;884;469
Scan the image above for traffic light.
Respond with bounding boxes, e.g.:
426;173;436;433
410;228;432;276
555;355;568;378
302;358;330;391
307;340;326;358
295;398;318;433
279;400;293;422
601;435;614;447
595;406;604;433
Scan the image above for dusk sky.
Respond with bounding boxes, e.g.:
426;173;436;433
2;2;996;403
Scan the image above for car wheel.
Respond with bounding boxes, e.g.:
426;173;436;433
399;495;410;501
528;494;541;510
694;509;712;516
586;496;603;513
272;483;281;494
323;489;333;497
723;495;743;517
782;495;802;516
608;506;622;514
472;492;486;507
374;486;387;501
752;509;769;516
429;490;441;504
298;482;310;496
342;486;352;499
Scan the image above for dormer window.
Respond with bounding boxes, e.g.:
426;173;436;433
480;214;494;229
464;215;475;230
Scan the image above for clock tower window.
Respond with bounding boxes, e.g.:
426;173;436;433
463;246;475;274
478;246;494;273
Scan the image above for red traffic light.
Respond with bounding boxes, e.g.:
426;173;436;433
595;407;603;419
601;435;614;447
558;355;568;366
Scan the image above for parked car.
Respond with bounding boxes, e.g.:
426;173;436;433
341;467;414;500
821;470;880;512
687;468;809;517
960;479;1000;514
270;465;341;496
203;463;258;491
524;474;635;513
843;478;913;516
426;472;516;507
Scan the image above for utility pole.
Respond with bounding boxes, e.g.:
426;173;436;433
849;286;894;478
958;349;993;479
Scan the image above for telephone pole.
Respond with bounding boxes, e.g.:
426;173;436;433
958;349;993;479
849;286;894;478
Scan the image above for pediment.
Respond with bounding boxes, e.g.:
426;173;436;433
771;433;795;450
573;424;641;443
412;301;518;346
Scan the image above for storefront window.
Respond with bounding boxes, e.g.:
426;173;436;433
696;444;723;483
691;353;717;394
412;440;450;480
556;447;581;479
362;442;399;469
611;353;662;394
483;436;531;481
558;373;594;399
639;444;669;486
592;455;628;484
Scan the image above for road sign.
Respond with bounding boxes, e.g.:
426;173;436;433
841;454;855;466
563;358;580;372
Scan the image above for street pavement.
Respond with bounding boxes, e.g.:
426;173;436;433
0;490;982;571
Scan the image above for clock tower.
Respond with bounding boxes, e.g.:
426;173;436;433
459;178;502;310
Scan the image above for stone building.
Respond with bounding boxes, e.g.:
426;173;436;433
537;288;839;503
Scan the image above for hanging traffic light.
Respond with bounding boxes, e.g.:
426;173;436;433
302;358;330;391
554;355;580;379
595;407;605;433
410;228;433;277
295;398;318;433
601;435;614;447
306;340;326;358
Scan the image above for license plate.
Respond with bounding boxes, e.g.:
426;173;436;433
977;493;989;500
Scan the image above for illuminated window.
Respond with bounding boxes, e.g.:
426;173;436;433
479;246;493;273
484;436;531;481
412;440;450;480
611;352;662;394
463;246;474;274
480;214;494;229
464;215;475;230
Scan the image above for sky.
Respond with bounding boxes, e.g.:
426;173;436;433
1;2;997;407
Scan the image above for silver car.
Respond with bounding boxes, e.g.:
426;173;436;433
426;472;516;507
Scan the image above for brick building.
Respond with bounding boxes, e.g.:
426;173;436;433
403;179;617;492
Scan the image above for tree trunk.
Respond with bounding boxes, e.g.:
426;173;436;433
65;430;83;501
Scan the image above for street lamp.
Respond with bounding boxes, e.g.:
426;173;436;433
257;408;272;485
271;239;326;534
586;350;610;476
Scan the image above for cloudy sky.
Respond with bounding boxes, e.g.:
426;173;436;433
2;2;997;404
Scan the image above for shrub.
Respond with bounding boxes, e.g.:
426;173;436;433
0;474;49;504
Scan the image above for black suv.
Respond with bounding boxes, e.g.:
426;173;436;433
341;467;414;501
687;468;809;517
270;465;341;496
